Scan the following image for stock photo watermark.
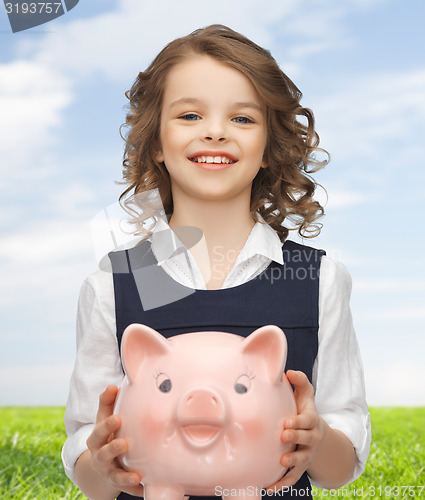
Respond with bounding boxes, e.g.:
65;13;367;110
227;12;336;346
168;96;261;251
91;193;204;311
3;0;79;32
90;189;341;311
214;484;425;497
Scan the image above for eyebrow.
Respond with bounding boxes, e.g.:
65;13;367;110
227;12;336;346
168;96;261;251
169;97;263;112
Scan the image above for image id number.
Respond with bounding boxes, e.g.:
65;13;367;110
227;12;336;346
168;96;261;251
368;485;425;497
5;2;62;14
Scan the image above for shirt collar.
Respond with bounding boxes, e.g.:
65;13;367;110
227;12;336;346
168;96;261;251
150;218;187;265
239;218;284;265
150;217;284;266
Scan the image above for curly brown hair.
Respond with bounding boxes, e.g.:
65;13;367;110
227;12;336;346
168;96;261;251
119;24;328;242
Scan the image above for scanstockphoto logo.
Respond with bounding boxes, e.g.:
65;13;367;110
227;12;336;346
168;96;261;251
4;0;79;33
91;191;208;312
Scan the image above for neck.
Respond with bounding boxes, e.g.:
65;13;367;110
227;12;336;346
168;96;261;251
169;194;255;249
167;185;256;289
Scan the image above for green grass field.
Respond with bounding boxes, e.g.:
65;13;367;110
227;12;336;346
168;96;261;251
0;407;424;499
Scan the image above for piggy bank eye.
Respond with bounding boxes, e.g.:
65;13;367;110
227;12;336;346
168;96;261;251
234;374;252;394
156;373;172;393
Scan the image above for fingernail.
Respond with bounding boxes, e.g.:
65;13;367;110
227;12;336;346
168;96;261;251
286;419;293;428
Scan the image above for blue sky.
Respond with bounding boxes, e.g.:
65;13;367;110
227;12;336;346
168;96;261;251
0;0;424;406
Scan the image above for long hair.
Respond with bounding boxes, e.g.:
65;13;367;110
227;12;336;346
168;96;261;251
119;24;328;242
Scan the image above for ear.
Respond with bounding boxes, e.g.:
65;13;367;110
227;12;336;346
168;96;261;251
240;325;288;384
152;138;164;163
121;323;170;383
260;151;268;169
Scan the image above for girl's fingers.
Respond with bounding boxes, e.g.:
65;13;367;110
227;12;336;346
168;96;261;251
95;437;128;465
109;468;145;497
282;428;321;447
96;385;119;423
110;466;142;488
280;447;311;469
286;370;311;390
87;414;121;451
268;464;305;489
284;411;319;431
274;465;305;488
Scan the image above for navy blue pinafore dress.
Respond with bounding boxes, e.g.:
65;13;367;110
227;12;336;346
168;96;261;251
109;238;325;500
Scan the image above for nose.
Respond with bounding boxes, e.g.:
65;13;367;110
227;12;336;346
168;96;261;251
177;388;225;422
202;117;227;143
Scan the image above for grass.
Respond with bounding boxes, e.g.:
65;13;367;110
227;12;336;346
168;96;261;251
312;407;425;498
0;407;424;499
0;407;83;499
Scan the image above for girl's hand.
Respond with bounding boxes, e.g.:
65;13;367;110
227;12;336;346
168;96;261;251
85;384;145;497
269;370;325;489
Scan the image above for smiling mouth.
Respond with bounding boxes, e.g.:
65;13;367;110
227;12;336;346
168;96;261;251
189;155;237;165
181;424;222;447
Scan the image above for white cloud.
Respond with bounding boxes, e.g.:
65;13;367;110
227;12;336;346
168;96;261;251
288;41;341;59
0;364;73;406
20;0;295;82
365;360;425;406
354;279;425;292
277;2;345;39
0;219;90;264
315;185;369;210
358;306;425;322
315;70;425;161
13;0;373;84
48;182;98;217
0;218;95;307
0;60;73;171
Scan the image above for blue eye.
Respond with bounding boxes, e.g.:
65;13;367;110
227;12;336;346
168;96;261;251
233;116;254;124
180;113;200;121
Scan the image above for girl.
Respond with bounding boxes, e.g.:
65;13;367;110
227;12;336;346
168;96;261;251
62;24;371;500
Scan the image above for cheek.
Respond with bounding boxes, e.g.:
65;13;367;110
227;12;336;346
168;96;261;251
255;128;267;155
139;399;176;442
142;411;168;436
161;125;188;156
226;409;268;451
232;399;268;439
239;417;267;440
251;135;267;160
239;133;267;172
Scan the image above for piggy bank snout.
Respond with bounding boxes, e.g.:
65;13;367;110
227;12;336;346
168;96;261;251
177;388;225;422
177;388;226;449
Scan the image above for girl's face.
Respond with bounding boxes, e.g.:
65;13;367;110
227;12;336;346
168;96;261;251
156;55;267;205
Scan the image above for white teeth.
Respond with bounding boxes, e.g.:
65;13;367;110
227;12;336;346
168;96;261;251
193;155;233;164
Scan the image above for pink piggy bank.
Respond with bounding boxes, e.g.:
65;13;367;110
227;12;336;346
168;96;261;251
114;324;297;500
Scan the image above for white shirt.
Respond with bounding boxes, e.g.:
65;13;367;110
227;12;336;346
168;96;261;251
62;219;371;489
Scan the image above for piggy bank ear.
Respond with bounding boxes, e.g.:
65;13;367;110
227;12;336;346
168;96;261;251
121;324;170;383
240;325;288;384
